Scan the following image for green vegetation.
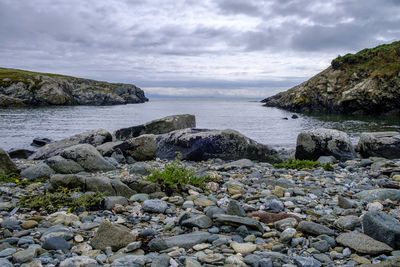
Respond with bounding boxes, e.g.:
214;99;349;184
146;153;215;195
0;172;47;187
331;41;400;79
274;158;333;171
18;187;106;213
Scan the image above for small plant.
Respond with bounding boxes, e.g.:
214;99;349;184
274;159;334;171
146;153;213;195
0;172;47;187
18;187;106;213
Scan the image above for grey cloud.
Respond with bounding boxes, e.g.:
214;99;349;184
216;0;264;16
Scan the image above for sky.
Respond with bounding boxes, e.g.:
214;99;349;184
1;0;400;98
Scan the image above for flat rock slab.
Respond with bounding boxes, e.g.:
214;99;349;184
336;232;393;254
297;221;334;236
163;231;211;249
213;214;264;233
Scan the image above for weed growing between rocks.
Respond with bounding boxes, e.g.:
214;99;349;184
146;153;213;195
274;158;333;171
18;188;106;213
0;172;47;187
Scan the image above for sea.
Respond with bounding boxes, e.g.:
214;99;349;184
1;98;399;152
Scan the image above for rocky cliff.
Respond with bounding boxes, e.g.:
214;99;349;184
0;67;148;106
262;41;400;116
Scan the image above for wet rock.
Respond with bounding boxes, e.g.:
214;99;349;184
0;147;20;174
142;199;168;213
356;189;400;202
295;128;355;161
61;144;116;172
297;221;334;236
21;162;55;180
45;155;85;174
336;232;393;254
7;148;34;159
31;137;52;147
156;128;282;163
358;132;400;159
91;221;136;251
362;211;400;249
30;129;112;160
42;236;71;250
214;214;264;232
115;114;196;140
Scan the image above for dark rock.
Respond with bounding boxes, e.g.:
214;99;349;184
227;200;246;217
358;132;400;159
42;236;71;250
20;163;55;180
181;214;213;229
115;114;195;141
151;254;170;267
1;218;21;230
148;238;168;252
40;224;74;241
295;128;355;161
338;195;354;209
156;128;281;163
297;221;334;236
334;215;361;231
0;147;20;174
30;129;112;160
91;222;136;251
7;149;34;159
294;256;322;267
103;196;128;210
311;240;330;253
213;214;264;232
163;231;211;249
291;114;299;119
123;134;158;161
31;137;52;147
362;211;400;249
336;232;393;254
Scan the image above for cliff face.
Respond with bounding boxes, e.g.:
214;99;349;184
262;41;400;116
0;68;148;107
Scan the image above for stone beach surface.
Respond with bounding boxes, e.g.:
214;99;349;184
1;115;400;267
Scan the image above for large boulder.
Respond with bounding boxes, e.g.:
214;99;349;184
295;128;355;161
362;211;400;249
155;128;281;163
50;174;134;197
60;144;115;172
30;129;112;160
0;148;20;174
115;114;196;140
45;155;85;174
123;134;158;161
358;132;400;159
20;163;55;180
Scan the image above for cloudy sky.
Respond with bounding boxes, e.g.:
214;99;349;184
1;0;399;98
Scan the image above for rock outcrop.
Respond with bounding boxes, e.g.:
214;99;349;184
0;148;20;174
262;41;400;116
0;67;148;107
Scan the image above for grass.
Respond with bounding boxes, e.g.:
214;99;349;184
146;153;215;195
18;187;106;213
0;172;47;187
274;159;333;171
331;41;400;79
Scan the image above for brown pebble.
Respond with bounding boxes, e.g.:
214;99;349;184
247;211;302;224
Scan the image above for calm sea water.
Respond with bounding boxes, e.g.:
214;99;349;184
1;98;399;151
